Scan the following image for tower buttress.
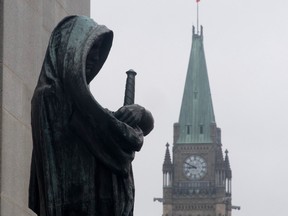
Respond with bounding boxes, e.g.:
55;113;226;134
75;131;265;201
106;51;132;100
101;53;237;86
162;143;173;187
162;143;173;216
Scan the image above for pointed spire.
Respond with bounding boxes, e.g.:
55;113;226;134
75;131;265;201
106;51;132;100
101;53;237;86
177;26;215;144
224;149;232;179
163;143;172;172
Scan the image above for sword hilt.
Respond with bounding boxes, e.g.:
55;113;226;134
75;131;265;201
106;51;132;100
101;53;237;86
124;69;137;106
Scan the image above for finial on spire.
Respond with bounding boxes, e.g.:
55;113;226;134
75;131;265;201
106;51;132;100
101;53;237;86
225;149;229;155
163;143;172;166
200;25;203;36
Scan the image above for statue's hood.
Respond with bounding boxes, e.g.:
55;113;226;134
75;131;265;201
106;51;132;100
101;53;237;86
37;15;113;88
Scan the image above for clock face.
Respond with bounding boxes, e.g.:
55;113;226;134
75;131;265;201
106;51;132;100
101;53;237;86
183;155;207;180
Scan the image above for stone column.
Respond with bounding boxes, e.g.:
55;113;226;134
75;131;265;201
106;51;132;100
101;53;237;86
0;1;90;215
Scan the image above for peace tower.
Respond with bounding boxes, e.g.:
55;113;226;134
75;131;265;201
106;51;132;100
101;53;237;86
162;26;233;216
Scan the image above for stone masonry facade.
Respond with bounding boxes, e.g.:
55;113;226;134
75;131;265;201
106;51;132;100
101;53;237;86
0;1;90;215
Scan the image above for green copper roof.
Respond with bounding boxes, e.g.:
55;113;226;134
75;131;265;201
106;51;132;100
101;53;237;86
177;26;215;144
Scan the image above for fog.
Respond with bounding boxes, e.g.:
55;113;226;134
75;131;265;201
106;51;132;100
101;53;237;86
91;1;288;215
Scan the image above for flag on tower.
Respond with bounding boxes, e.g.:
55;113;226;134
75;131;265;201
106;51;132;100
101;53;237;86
196;0;200;2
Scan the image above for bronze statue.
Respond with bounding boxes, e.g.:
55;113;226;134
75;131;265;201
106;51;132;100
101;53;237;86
29;16;154;216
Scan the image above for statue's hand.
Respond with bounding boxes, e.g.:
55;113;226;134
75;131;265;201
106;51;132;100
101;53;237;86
114;104;145;127
114;104;154;136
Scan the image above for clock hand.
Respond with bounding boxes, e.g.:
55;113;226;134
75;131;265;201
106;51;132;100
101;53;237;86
185;162;197;169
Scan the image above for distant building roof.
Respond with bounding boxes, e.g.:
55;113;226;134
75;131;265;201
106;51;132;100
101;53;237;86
177;26;215;144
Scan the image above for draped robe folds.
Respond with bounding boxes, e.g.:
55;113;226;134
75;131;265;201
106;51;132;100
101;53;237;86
29;16;147;216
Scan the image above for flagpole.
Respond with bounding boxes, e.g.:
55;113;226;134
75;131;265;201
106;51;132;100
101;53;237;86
197;1;199;34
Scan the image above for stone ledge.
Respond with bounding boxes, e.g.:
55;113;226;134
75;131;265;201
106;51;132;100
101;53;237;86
1;192;37;216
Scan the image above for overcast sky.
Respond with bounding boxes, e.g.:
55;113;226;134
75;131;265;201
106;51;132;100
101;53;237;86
90;1;288;215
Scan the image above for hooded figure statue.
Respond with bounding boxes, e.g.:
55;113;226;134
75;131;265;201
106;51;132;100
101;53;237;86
29;16;154;216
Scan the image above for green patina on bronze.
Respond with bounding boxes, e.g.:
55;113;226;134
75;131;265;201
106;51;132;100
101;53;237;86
177;26;215;144
29;16;153;216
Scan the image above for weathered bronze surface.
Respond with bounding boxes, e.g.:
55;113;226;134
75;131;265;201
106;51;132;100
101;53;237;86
29;16;154;216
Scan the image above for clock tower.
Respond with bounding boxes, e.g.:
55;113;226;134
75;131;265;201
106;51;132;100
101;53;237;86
162;26;232;216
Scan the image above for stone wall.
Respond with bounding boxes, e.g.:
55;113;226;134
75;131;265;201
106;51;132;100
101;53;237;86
0;1;90;215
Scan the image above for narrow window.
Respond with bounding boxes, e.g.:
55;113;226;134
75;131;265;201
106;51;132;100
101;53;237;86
200;125;203;134
186;125;191;134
